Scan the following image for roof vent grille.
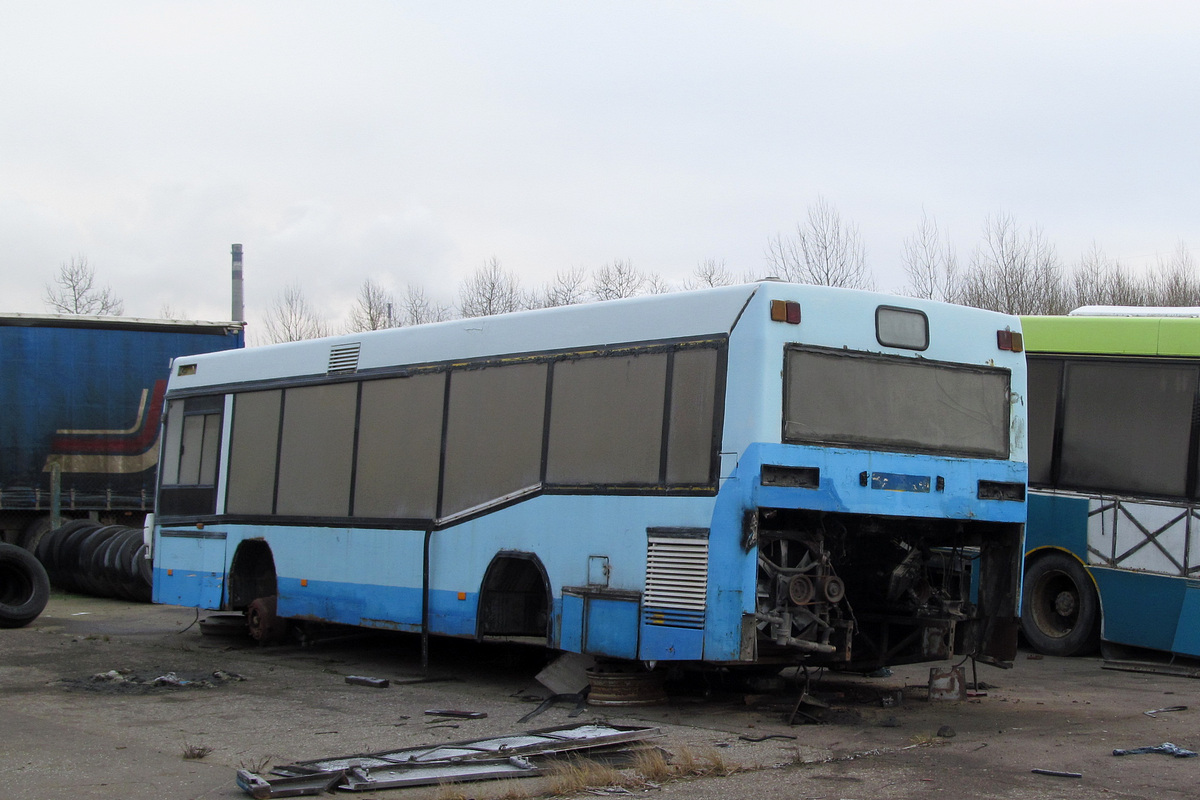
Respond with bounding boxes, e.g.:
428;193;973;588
328;342;361;374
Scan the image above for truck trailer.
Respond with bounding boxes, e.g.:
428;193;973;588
0;313;244;548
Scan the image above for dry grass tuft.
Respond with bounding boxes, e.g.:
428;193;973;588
433;783;472;800
666;746;742;778
632;747;673;782
237;756;271;774
181;742;213;760
546;757;636;796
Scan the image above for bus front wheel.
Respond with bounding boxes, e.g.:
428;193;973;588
1021;552;1101;657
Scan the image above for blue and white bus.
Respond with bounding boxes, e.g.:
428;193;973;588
151;282;1027;669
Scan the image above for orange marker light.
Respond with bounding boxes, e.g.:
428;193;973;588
458;592;467;601
770;300;801;324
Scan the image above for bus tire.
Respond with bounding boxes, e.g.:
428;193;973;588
0;542;52;628
1021;551;1101;657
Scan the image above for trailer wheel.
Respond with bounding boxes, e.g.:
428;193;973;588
1021;551;1101;657
0;542;52;628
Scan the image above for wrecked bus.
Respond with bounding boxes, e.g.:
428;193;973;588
151;282;1026;669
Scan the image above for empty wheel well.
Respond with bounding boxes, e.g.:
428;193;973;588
477;552;551;639
228;539;277;610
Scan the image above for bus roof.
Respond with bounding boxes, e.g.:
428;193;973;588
1021;314;1200;357
170;282;1019;392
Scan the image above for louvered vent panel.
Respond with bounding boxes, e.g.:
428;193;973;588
328;342;361;374
643;535;708;629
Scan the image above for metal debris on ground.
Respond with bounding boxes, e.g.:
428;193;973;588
1031;768;1082;778
344;676;390;688
1143;705;1188;718
235;722;660;797
1112;742;1198;758
423;709;486;719
517;692;589;724
1103;659;1200;679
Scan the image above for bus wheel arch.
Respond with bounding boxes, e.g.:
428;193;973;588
476;552;552;641
227;539;277;610
1021;549;1101;657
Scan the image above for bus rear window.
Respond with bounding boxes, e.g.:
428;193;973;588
783;347;1010;458
876;306;929;350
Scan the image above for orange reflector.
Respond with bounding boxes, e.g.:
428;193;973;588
300;579;308;587
167;569;173;576
770;300;801;324
458;592;467;601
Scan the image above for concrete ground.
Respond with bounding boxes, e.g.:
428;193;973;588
2;592;1198;799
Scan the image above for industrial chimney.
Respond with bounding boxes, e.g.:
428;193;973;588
231;244;244;323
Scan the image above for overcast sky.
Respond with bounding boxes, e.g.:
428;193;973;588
3;2;1198;335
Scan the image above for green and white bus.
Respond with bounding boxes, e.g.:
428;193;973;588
1022;307;1200;658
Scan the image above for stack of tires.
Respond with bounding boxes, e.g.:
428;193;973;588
32;521;152;603
0;543;51;628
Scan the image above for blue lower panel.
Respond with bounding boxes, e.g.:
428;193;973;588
640;621;704;660
276;577;476;637
584;597;640;659
561;592;641;659
561;594;584;652
1091;568;1188;654
153;566;224;609
1173;587;1200;656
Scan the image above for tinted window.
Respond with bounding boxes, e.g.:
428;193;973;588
354;373;446;519
547;352;668;484
1059;362;1197;497
441;363;547;517
1026;358;1062;485
666;348;719;484
276;382;358;517
784;347;1010;458
226;390;282;515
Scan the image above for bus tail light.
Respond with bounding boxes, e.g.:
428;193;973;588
771;300;801;324
997;329;1023;352
978;480;1026;502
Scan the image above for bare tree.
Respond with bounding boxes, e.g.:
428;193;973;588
44;256;125;315
765;197;873;289
1146;242;1200;306
902;212;959;302
592;259;654;300
262;283;330;343
538;267;591;308
458;257;528;318
685;258;736;289
347;278;396;332
957;213;1069;315
1070;243;1147;308
399;284;452;325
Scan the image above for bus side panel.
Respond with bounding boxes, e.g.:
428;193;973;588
1025;493;1089;555
1172;585;1200;656
1090;566;1190;654
152;530;227;608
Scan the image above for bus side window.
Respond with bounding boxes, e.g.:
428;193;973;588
546;352;667;486
275;382;358;517
158;394;224;517
226;390;282;516
1026;358;1062;486
353;373;445;520
1059;362;1198;498
441;362;547;517
666;348;719;485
